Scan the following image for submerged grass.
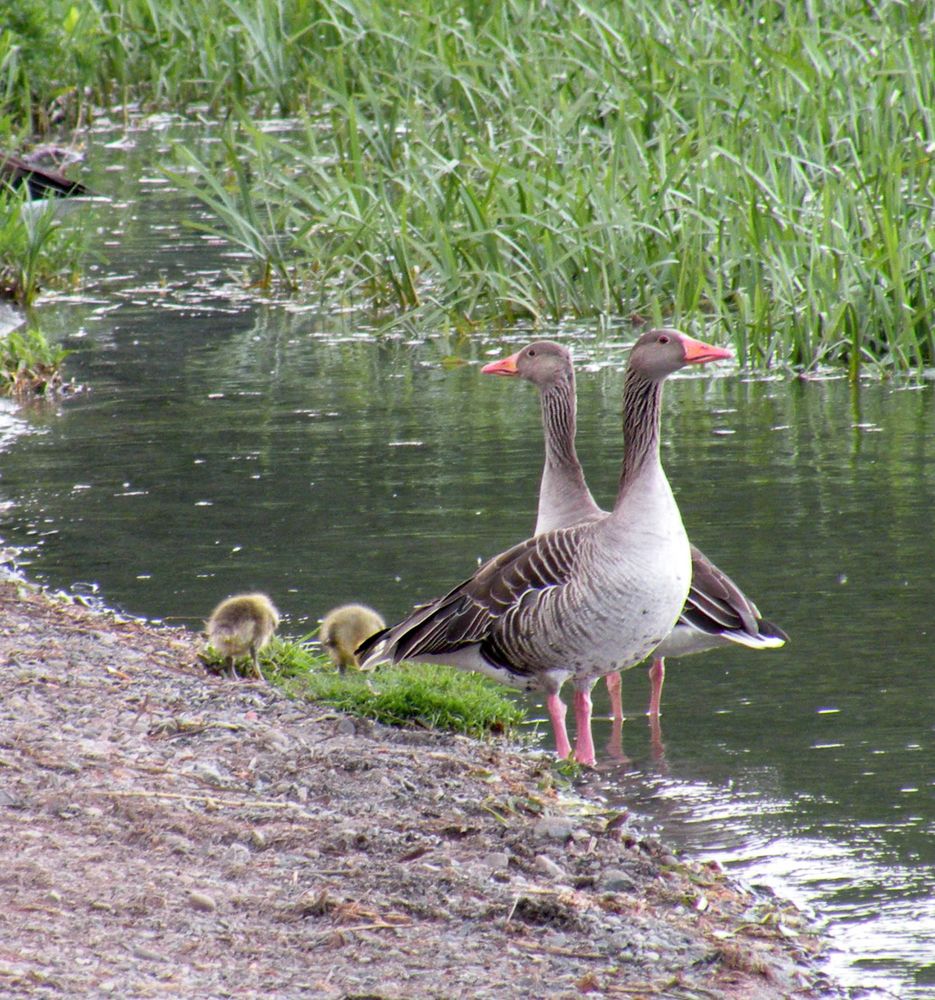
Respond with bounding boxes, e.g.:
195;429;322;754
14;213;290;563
208;636;527;740
7;0;935;370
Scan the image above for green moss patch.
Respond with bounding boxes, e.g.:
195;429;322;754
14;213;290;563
248;637;526;740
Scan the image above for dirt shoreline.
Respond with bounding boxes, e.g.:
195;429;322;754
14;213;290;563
0;574;843;998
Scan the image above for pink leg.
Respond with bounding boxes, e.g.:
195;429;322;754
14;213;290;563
605;670;624;723
647;657;665;718
572;689;596;766
546;693;572;760
649;711;667;770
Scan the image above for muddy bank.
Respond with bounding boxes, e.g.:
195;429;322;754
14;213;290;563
0;576;842;998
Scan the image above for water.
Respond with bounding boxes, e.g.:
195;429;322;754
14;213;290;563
1;121;933;997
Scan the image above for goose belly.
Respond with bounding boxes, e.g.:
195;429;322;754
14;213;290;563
654;624;727;659
411;648;570;694
511;524;691;679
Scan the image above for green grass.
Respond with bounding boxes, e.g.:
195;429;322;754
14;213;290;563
206;636;527;740
0;189;86;307
0;323;71;396
6;0;935;371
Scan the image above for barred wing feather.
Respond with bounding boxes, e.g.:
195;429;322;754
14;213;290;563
356;524;584;670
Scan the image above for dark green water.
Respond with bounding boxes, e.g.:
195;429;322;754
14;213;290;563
1;122;932;997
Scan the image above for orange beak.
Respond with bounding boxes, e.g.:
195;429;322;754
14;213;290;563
679;335;733;365
481;352;521;376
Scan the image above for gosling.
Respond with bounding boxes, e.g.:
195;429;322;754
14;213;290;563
206;593;279;681
320;604;386;674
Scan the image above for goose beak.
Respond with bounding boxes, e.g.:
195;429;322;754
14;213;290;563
679;335;733;365
481;352;520;376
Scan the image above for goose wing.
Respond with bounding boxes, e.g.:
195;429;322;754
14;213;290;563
357;524;584;673
680;545;788;644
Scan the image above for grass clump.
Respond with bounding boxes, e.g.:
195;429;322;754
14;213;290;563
0;189;86;307
0;325;71;397
6;0;935;371
252;637;526;740
166;1;935;372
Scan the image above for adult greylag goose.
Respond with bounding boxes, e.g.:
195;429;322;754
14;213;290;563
357;329;731;765
206;593;279;680
481;340;787;722
320;603;386;673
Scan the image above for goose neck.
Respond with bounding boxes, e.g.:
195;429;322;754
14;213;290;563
614;369;664;506
539;375;580;471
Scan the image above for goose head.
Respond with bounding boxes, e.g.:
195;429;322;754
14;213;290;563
628;328;733;380
481;341;573;389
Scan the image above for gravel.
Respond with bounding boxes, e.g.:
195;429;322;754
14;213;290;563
0;576;844;998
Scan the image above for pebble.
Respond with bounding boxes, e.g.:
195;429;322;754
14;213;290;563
480;851;510;872
190;761;228;786
534;855;566;880
533;816;576;841
598;868;636;893
132;945;166;962
226;844;251;866
163;833;192;855
188;890;217;913
336;718;356;736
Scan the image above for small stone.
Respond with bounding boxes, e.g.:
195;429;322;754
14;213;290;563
133;946;166;962
190;761;227;786
481;852;510;872
598;868;636;893
188;890;217;913
226;844;251;865
336;718;356;736
534;855;566;880
163;833;191;855
250;829;267;849
533;816;576;841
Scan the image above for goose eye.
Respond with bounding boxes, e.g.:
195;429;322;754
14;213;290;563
658;334;670;344
527;348;537;356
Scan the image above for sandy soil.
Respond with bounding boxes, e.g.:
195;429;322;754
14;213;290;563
0;575;844;998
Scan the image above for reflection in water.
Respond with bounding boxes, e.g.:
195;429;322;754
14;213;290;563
592;742;935;1000
0;122;933;999
580;684;933;999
